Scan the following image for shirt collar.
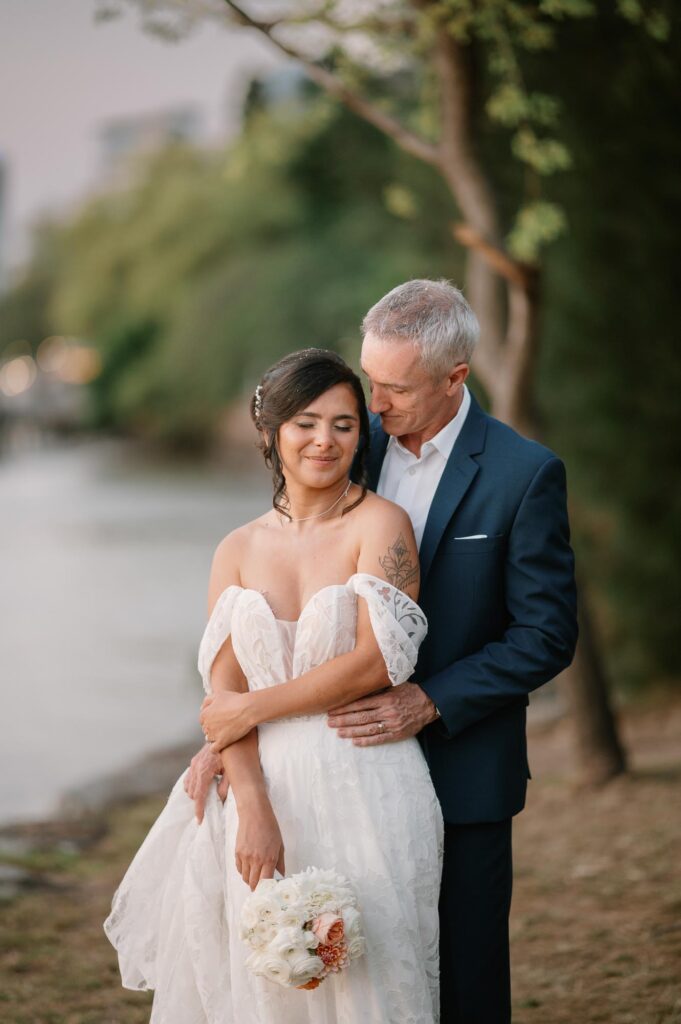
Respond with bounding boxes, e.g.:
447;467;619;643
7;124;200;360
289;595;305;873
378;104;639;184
388;385;471;462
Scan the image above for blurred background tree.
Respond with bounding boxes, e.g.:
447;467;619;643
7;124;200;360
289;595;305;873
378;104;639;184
32;95;459;445
1;0;679;782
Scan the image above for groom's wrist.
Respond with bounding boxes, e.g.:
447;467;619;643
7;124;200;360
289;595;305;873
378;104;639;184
416;683;443;727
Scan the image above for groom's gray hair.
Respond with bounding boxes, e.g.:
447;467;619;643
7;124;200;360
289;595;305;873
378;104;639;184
361;279;479;378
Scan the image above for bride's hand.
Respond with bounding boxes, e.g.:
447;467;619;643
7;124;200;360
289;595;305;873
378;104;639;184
200;691;254;750
235;794;285;890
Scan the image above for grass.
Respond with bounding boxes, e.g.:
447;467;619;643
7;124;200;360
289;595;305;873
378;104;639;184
1;698;680;1023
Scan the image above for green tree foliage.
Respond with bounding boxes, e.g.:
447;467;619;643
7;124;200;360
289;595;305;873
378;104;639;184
532;8;681;687
2;4;678;689
43;92;459;443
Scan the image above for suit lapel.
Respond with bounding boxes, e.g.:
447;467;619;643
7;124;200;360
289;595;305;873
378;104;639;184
418;395;488;584
366;419;389;492
366;398;489;583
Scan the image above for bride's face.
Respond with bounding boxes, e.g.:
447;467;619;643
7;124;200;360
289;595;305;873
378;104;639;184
277;383;361;490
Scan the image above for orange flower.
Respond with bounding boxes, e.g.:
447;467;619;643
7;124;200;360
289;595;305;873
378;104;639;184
297;977;322;990
317;941;349;972
311;913;345;946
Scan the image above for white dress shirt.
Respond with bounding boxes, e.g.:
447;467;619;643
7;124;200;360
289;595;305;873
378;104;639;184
377;385;471;548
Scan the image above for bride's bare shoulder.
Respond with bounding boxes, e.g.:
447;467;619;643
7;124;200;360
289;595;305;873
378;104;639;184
353;491;419;596
354;490;414;537
209;512;274;589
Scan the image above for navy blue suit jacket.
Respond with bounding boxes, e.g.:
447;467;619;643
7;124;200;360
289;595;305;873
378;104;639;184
366;392;578;824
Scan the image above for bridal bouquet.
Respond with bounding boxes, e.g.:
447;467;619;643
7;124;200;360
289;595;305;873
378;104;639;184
240;867;365;990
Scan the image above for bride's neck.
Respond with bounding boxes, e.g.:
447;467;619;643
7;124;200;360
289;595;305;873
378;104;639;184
281;478;351;524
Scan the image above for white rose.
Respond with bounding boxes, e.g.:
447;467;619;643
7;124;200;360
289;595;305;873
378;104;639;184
302;928;320;949
240;902;261;931
254;878;278;895
247;952;292;987
277;880;297;903
253;921;278;945
278;906;305;927
271;927;308;958
287;952;325;986
255;895;283;919
346;935;366;961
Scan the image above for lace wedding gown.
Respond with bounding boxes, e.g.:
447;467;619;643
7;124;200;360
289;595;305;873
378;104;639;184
104;573;444;1024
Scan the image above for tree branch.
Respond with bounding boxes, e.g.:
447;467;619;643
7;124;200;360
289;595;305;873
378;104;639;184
452;223;533;291
425;17;506;361
433;27;500;239
221;0;440;168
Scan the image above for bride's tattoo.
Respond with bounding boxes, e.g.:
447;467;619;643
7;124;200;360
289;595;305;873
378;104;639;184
379;534;419;589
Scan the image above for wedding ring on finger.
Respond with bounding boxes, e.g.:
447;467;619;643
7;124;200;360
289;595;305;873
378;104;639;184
378;721;386;734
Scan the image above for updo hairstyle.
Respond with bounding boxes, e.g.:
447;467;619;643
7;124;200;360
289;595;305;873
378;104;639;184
250;348;370;520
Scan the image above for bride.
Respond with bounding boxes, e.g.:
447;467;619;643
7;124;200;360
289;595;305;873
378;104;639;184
104;348;444;1024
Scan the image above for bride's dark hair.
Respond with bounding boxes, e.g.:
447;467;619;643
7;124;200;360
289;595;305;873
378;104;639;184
250;348;370;520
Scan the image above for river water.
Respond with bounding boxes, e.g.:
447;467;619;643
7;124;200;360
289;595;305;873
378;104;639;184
0;435;271;825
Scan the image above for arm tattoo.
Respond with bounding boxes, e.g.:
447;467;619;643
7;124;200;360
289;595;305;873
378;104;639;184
378;533;419;590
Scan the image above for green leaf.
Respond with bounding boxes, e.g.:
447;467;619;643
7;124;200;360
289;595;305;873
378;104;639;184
507;200;567;262
645;10;670;40
519;22;556;49
539;0;596;18
487;83;529;127
616;0;643;23
383;184;419;219
487;85;561;129
512;127;572;174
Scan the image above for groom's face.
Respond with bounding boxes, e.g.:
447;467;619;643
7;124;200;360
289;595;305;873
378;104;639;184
360;332;465;440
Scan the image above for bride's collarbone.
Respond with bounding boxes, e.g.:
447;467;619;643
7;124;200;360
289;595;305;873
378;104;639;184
239;515;362;618
251;519;359;565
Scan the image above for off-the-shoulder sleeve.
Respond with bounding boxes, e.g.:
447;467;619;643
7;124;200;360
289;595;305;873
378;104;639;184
197;586;242;695
347;573;428;686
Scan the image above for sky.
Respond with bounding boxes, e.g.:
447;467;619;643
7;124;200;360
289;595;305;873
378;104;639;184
0;0;281;269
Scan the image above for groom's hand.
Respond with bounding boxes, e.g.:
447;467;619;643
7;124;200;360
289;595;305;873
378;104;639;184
184;743;227;822
327;683;438;745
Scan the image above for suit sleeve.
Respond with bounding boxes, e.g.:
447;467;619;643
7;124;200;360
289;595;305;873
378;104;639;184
419;456;578;737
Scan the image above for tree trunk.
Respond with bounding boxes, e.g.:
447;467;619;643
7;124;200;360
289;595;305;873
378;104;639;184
428;21;628;785
480;272;627;784
559;585;628;783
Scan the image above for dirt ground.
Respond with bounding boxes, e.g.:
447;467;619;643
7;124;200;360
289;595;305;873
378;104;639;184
1;696;679;1024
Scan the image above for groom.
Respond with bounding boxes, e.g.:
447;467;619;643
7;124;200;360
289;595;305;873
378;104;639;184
326;279;578;1023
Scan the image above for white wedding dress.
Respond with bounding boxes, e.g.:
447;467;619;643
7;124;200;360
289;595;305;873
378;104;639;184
104;573;444;1024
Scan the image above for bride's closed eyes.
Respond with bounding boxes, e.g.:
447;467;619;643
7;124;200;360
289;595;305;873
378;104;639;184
295;422;354;433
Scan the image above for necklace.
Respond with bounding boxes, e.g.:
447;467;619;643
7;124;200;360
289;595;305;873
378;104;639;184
282;480;352;523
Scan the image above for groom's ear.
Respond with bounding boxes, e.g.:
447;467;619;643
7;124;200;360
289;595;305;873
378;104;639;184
445;363;470;395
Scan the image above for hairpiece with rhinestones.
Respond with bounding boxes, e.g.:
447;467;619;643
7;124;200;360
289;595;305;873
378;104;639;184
254;384;263;423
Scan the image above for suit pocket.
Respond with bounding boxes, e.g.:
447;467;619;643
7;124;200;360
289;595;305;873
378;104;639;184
445;533;506;553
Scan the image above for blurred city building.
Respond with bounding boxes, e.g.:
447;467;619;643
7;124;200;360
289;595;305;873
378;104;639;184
97;106;202;187
260;66;308;106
